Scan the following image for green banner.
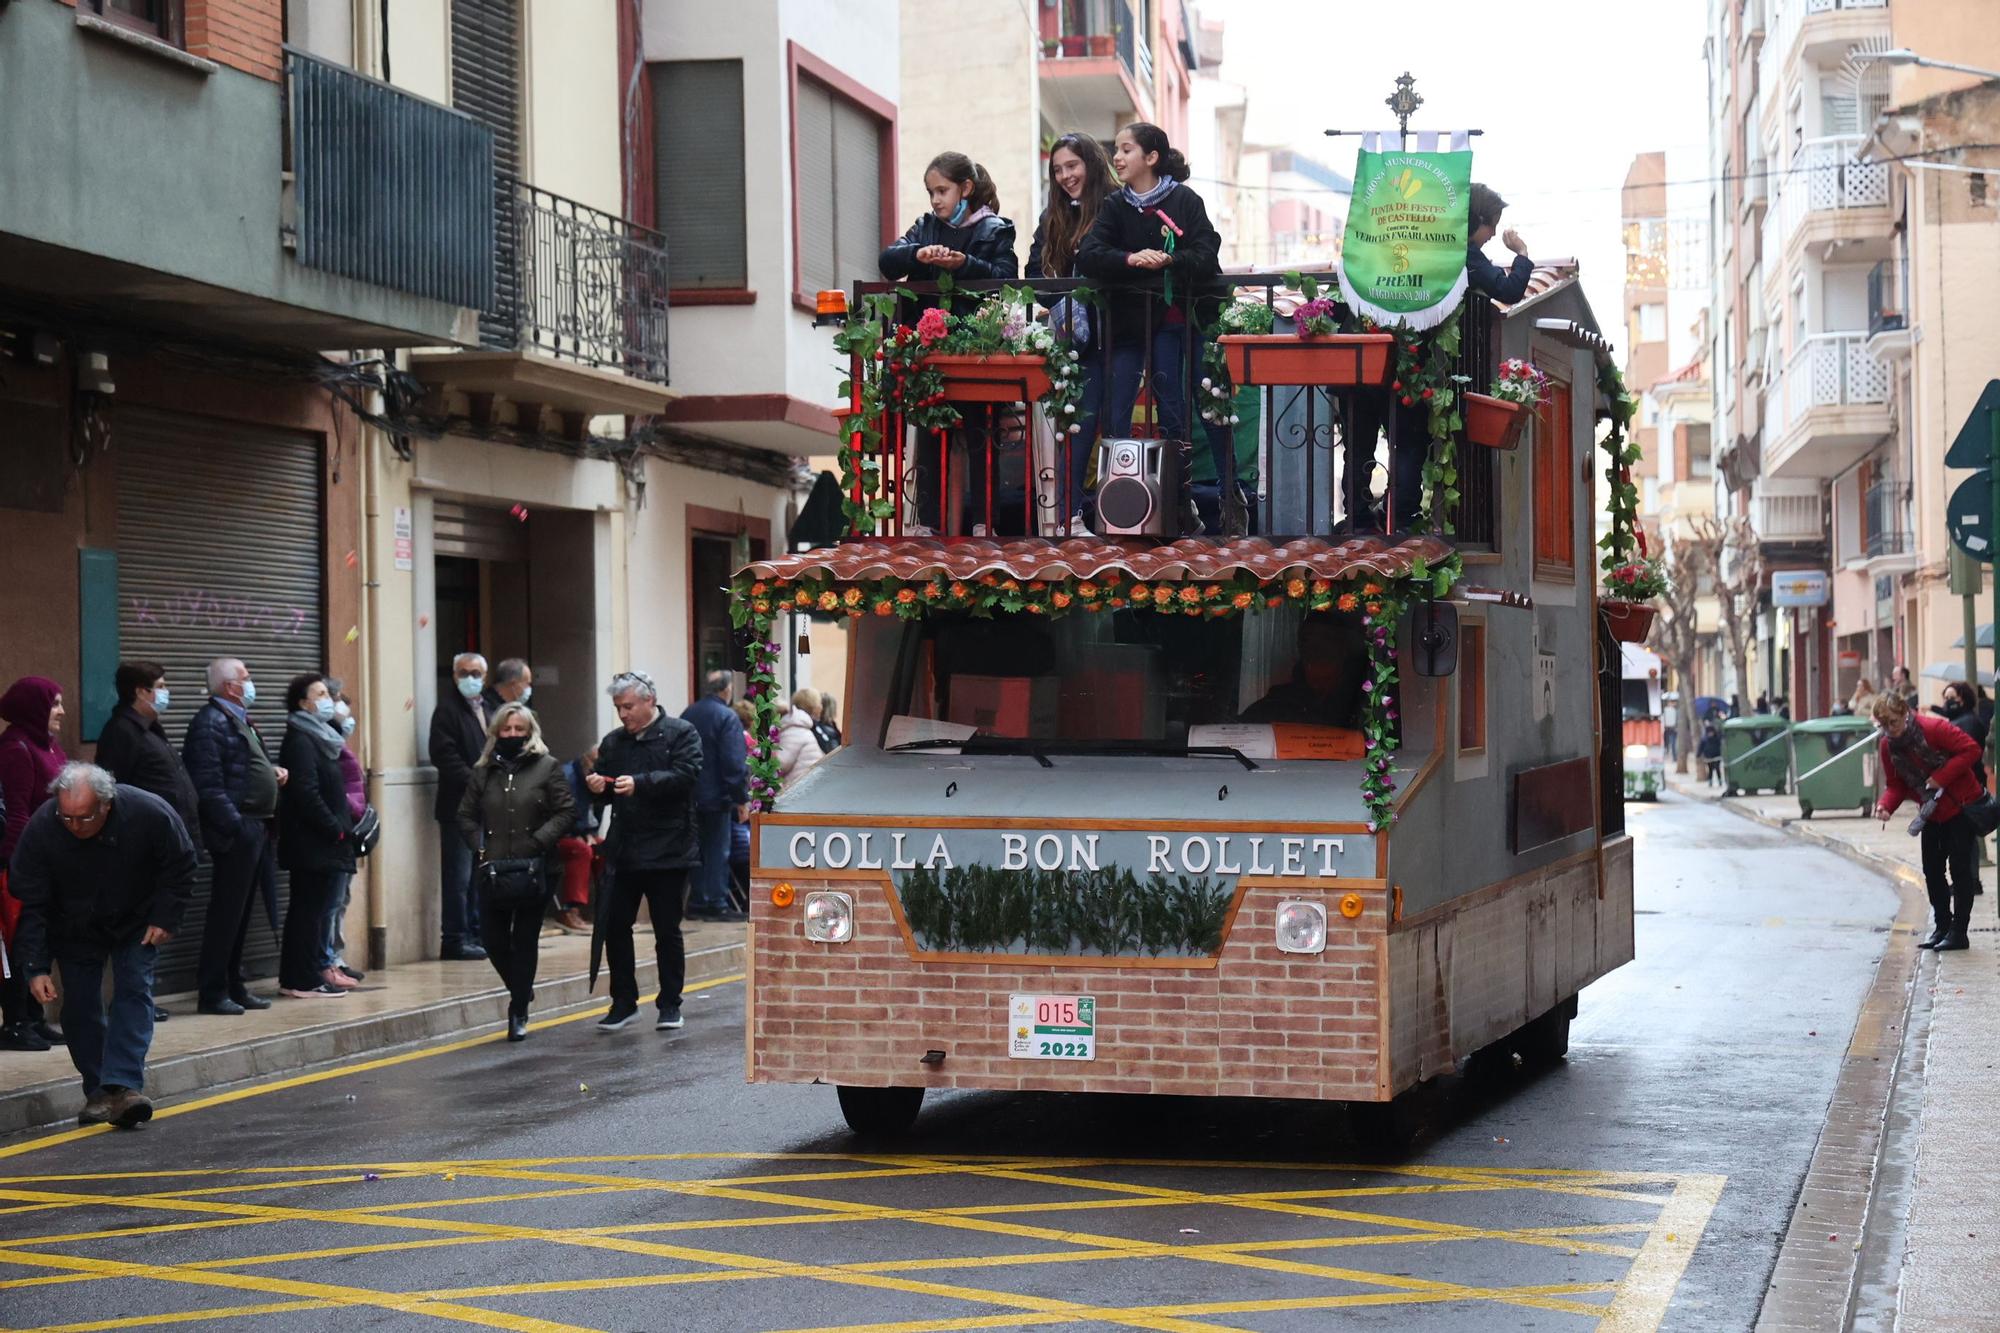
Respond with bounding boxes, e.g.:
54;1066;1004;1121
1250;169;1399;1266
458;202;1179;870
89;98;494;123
1339;132;1473;331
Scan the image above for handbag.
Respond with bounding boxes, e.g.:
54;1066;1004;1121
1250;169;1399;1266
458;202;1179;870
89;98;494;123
476;856;547;907
351;805;382;858
1961;793;2000;836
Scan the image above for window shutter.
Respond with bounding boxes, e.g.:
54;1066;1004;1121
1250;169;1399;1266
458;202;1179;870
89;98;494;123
831;99;882;292
653;61;748;289
1533;381;1576;577
795;80;837;297
450;0;522;346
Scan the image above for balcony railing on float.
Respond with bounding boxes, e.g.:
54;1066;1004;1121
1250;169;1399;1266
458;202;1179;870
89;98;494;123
486;182;671;384
839;274;1499;545
285;48;496;310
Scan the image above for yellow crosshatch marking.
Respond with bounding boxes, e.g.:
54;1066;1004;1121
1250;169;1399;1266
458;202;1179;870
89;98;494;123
0;1152;1722;1333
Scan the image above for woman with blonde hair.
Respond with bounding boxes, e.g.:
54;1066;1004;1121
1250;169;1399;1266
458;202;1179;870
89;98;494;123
458;702;574;1039
776;688;827;791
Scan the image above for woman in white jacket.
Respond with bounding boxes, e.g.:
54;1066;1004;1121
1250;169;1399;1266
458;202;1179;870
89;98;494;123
776;689;828;791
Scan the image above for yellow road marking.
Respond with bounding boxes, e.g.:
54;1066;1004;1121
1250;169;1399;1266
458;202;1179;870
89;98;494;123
1595;1172;1728;1332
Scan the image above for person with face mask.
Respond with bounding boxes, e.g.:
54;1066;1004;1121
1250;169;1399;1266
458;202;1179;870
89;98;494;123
1934;681;1990;788
428;652;491;961
484;658;534;716
276;674;356;998
317;686;367;987
458;702;574;1040
183;658;287;1015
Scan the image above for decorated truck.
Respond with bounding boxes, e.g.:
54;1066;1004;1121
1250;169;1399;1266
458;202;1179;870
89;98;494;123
731;125;1645;1136
1621;645;1666;801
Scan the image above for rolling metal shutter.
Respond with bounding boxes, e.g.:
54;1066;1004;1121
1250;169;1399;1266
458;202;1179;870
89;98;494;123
113;408;326;995
433;498;528;562
452;0;523;348
652;60;748;289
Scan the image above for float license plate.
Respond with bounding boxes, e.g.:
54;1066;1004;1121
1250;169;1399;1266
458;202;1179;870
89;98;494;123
1009;994;1096;1060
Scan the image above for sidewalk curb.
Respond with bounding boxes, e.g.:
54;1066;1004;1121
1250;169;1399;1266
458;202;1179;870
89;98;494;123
0;939;744;1137
1699;795;1928;1330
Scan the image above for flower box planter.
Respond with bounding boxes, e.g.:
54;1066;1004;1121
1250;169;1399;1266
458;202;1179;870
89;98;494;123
921;354;1053;404
1599;599;1657;644
1462;392;1531;451
1216;333;1394;388
1085;34;1114;55
1059;35;1088;56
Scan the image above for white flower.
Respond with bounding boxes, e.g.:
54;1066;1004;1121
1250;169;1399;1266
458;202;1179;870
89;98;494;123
1201;377;1213;390
1067;424;1082;436
1063;403;1077;415
1229;414;1241;424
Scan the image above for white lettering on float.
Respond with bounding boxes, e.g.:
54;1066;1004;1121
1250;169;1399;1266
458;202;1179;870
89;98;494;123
891;833;916;870
924;834;953;870
785;830;1343;877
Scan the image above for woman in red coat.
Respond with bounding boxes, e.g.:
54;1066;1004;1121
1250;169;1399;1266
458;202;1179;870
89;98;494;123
1875;693;1986;951
0;676;67;1049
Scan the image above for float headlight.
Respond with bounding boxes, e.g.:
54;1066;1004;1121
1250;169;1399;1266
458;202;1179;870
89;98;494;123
803;891;855;943
1274;900;1327;955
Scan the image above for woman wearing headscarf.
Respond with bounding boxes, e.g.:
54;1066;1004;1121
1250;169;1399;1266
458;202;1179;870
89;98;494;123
0;677;67;1050
458;702;574;1040
276;674;356;998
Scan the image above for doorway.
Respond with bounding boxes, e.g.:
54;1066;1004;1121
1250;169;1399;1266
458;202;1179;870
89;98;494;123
686;505;770;704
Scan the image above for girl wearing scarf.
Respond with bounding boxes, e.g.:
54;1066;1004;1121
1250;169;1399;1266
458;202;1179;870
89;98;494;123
1874;693;1985;952
276;674;356;998
1076;122;1245;535
1029;132;1117;531
0;676;67;1049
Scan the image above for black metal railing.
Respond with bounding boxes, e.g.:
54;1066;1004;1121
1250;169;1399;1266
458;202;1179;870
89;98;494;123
484;182;671;384
1865;478;1910;557
285;49;495;311
844;273;1500;544
1867;259;1905;338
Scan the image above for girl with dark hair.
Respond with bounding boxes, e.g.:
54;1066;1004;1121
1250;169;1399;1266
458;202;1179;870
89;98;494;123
1077;122;1246;535
1029;133;1117;530
879;151;1020;286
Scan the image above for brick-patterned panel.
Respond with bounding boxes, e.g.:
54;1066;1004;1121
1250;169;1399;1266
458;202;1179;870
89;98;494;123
60;0;287;82
750;882;1388;1103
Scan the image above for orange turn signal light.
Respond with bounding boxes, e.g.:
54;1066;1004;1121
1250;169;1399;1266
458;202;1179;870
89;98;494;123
1339;893;1364;920
771;882;796;908
816;289;848;316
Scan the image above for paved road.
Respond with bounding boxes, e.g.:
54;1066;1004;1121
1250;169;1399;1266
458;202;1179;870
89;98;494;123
0;796;1899;1332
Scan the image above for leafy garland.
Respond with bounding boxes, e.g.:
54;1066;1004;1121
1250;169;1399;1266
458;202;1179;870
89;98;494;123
729;566;1424;828
831;284;1089;535
1378;309;1466;538
1595;359;1645;594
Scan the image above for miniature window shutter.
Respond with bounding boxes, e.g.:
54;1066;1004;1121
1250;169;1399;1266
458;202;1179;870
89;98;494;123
1533;378;1575;579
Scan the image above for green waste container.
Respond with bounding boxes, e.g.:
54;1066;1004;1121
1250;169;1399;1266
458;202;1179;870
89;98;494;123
1722;717;1792;796
1791;717;1878;819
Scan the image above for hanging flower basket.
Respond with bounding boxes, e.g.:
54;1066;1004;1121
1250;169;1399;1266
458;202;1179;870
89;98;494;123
1216;333;1394;387
1599;598;1657;644
1462;391;1532;451
920;353;1054;404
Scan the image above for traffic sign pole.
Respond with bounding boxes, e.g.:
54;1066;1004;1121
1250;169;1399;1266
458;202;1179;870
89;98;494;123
1990;408;1998;782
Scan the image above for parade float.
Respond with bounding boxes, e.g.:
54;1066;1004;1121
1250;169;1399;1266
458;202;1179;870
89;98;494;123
733;90;1646;1135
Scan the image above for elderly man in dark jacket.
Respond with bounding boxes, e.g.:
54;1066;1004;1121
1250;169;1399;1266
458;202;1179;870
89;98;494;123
680;669;749;922
182;657;284;1015
95;661;202;851
428;652;490;961
589;670;703;1033
10;763;196;1128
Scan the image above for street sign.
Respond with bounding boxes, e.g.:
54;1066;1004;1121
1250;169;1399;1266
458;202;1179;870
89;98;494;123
1949;473;1994;562
1945;379;2000;468
1771;570;1830;607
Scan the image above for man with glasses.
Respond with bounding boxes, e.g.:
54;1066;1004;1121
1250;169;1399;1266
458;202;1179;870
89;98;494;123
8;763;196;1128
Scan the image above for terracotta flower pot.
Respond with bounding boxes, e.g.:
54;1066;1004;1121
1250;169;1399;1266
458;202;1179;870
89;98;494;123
1599;599;1657;644
1462;392;1531;451
920;354;1053;404
1216;333;1394;387
1086;34;1114;56
1059;35;1088;56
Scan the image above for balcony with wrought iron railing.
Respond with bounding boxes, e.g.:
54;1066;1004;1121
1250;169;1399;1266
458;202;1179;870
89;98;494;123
1776;135;1891;251
1864;478;1914;561
1766;332;1892;478
1866;257;1913;361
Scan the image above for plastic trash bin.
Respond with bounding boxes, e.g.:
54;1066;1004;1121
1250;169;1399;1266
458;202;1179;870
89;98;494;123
1791;717;1877;819
1722;717;1792;796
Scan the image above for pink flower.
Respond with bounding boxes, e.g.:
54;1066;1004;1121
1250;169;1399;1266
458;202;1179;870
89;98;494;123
915;308;949;346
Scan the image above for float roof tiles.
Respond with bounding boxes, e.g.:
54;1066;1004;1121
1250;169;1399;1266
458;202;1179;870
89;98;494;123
741;534;1457;585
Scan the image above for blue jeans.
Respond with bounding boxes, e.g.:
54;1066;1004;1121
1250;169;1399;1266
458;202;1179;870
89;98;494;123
690;808;734;912
56;942;156;1097
320;871;352;970
1060;359;1106;520
1106;325;1241;492
439;826;481;952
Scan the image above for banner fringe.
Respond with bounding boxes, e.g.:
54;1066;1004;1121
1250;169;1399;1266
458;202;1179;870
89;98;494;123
1338;267;1473;334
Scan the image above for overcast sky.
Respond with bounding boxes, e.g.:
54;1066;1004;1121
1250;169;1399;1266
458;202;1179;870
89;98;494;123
1199;0;1711;345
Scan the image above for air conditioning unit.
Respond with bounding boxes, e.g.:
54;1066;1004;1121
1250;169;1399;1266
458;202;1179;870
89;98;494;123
1094;437;1184;539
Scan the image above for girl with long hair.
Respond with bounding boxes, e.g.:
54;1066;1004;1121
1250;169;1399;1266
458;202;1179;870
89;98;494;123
879;151;1019;287
1076;122;1245;535
1029;133;1116;530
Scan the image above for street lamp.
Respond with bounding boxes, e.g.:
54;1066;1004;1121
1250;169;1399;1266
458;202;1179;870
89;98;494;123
1855;47;2000;81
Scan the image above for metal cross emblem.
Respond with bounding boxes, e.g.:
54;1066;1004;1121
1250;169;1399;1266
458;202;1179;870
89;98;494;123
1386;72;1423;140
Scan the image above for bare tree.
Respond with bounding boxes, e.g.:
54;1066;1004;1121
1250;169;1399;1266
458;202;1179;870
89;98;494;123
1651;528;1716;772
1693;514;1764;712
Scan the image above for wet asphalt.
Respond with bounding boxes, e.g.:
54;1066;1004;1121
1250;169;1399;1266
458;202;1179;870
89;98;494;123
0;794;1900;1332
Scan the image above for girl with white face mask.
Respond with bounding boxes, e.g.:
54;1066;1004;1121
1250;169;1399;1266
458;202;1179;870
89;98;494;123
321;689;367;986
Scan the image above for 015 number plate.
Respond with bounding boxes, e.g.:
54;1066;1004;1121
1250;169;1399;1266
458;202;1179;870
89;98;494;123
1009;994;1096;1060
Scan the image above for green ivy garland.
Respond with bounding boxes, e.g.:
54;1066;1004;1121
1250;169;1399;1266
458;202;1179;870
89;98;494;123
1596;359;1642;581
730;566;1426;828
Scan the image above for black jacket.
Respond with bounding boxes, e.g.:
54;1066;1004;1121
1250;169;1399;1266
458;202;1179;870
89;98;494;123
428;694;488;822
181;700;278;852
1076;183;1225;342
278;723;356;875
1467;245;1535;304
879;213;1021;287
594;711;704;871
679;694;749;813
8;784;197;972
458;750;575;863
95;704;202;852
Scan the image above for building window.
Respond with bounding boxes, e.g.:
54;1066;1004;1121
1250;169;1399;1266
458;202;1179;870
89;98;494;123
653;61;749;292
1458;622;1486;754
789;43;894;309
1533;376;1576;581
1638;302;1668;343
85;0;183;44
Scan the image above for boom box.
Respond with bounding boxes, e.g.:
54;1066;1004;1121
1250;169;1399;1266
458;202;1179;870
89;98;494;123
1094;437;1183;538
